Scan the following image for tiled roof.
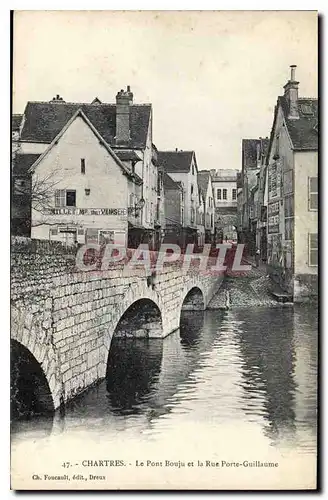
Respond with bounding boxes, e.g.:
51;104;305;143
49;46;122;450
12;114;23;132
211;169;238;182
12;153;41;175
197;171;210;200
163;172;181;190
115;150;142;162
279;96;318;150
20;101;151;149
158;151;194;173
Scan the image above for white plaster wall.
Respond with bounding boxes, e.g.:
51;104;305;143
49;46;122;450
31;116;129;243
212;180;237;207
294;151;318;275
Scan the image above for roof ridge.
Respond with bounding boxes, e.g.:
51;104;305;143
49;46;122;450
159;150;194;153
25;100;152;107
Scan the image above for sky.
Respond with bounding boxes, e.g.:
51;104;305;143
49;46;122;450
13;10;318;171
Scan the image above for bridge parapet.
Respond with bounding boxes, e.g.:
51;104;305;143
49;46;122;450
11;237;223;409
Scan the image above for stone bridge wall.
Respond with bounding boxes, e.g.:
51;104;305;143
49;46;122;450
11;237;223;409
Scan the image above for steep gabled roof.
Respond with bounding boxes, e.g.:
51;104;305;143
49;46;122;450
267;96;318;162
27;108;142;184
20;101;151;149
12;114;23;132
158;151;194;173
279;96;318;150
163;172;182;190
197;170;210;201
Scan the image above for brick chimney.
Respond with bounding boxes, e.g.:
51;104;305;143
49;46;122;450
50;94;65;102
283;65;299;120
115;85;133;144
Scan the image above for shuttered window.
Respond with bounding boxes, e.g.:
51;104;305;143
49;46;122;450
308;233;318;266
55;189;66;207
308;177;318;210
55;189;76;207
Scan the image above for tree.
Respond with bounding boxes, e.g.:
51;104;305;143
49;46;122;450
12;164;63;235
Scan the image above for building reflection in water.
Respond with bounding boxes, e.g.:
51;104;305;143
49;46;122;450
292;303;318;452
235;305;317;450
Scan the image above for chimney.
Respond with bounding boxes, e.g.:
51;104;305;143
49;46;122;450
50;94;65;102
115;85;133;144
283;65;299;119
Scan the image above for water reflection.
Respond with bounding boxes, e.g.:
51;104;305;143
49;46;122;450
11;305;317;456
106;338;163;415
235;308;297;445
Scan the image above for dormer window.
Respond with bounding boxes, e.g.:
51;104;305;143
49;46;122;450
300;103;313;116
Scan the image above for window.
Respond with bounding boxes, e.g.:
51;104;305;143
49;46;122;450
191;185;194;195
274;134;280;159
55;189;76;207
285;195;294;240
191;207;195;224
301;103;313;116
232;188;237;200
223;189;227;200
309;233;318;266
66;190;76;207
55;190;65;207
81;158;86;174
217;189;221;200
308;177;318;210
99;230;114;245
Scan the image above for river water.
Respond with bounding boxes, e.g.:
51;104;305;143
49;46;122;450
11;303;318;490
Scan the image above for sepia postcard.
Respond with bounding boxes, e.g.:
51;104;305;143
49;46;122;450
10;10;318;491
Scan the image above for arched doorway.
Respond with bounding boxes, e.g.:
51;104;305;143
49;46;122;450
11;340;55;422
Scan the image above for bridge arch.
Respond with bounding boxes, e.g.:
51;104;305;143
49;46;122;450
11;339;55;419
180;284;206;311
104;281;165;353
11;305;62;409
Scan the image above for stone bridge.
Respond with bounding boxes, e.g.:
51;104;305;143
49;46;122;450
11;238;223;413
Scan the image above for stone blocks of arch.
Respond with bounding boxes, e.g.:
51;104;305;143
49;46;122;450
11;248;224;409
